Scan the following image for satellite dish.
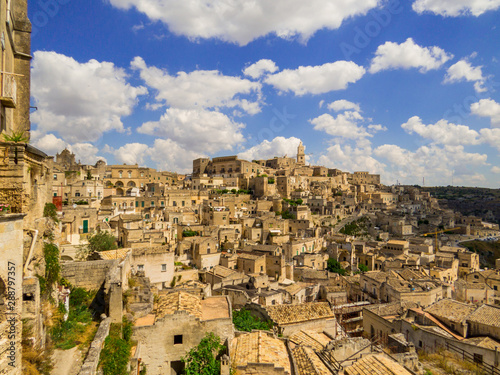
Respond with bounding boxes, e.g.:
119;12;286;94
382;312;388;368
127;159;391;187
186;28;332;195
73;204;77;209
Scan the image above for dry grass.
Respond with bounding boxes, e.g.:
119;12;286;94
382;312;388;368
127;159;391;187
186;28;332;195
418;349;487;375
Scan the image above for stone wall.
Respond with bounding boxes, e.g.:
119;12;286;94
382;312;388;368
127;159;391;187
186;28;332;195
61;260;117;290
78;317;111;375
0;214;25;375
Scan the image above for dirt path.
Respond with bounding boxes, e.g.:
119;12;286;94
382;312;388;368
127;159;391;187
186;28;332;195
51;347;83;375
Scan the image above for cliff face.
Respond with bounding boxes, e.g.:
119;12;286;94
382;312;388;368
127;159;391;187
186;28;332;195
422;187;500;225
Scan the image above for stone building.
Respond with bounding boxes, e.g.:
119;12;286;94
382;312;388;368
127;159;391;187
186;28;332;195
132;292;234;375
0;0;52;225
0;3;52;373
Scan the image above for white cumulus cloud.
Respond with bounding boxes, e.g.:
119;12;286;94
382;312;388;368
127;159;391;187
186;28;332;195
479;128;500;151
31;51;147;143
444;59;486;93
317;144;386;174
310;112;372;140
412;0;500;16
137;108;245;154
369;38;453;74
108;0;382;46
113;143;151;165
401;116;481;145
238;136;302;161
470;99;500;127
243;59;279;79
310;102;385;140
150;139;205;173
374;143;487;185
131;56;262;114
327;100;361;112
265;61;365;96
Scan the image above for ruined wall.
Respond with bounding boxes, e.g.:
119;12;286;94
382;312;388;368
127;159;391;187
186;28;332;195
78;317;111;375
132;312;234;375
61;260;117;290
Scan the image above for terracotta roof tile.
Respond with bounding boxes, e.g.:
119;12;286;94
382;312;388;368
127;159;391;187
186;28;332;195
468;304;500;328
230;331;290;374
156;291;201;319
292;346;332;375
344;354;412;375
266;302;334;325
289;330;331;351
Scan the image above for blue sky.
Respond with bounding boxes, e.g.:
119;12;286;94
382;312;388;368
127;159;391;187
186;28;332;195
29;0;500;187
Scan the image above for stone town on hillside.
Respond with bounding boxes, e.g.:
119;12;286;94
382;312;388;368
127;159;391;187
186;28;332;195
2;1;500;375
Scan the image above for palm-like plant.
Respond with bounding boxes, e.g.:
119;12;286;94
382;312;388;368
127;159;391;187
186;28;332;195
2;130;29;143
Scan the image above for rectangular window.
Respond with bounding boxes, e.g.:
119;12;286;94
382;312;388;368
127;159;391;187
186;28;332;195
141;201;145;207
135;201;138;207
137;264;144;271
53;174;57;180
151;201;155;206
174;335;183;345
161;264;167;272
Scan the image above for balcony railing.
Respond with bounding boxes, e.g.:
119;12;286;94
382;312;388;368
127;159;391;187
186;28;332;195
1;73;17;108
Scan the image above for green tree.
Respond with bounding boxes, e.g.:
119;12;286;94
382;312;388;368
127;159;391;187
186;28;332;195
232;308;273;332
86;170;93;180
358;264;369;273
326;258;346;276
182;332;225;375
87;231;118;253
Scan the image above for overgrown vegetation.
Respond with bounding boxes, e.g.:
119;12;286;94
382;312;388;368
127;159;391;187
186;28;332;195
275;210;296;220
100;318;134;375
182;332;226;375
73;200;89;205
418;349;487;375
182;229;199;237
50;288;97;350
327;258;347;276
43;243;61;293
282;198;303;206
43;203;59;223
22;320;53;375
232;308;273;332
339;217;369;236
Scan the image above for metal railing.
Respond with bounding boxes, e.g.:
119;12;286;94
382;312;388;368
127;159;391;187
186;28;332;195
445;341;500;375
